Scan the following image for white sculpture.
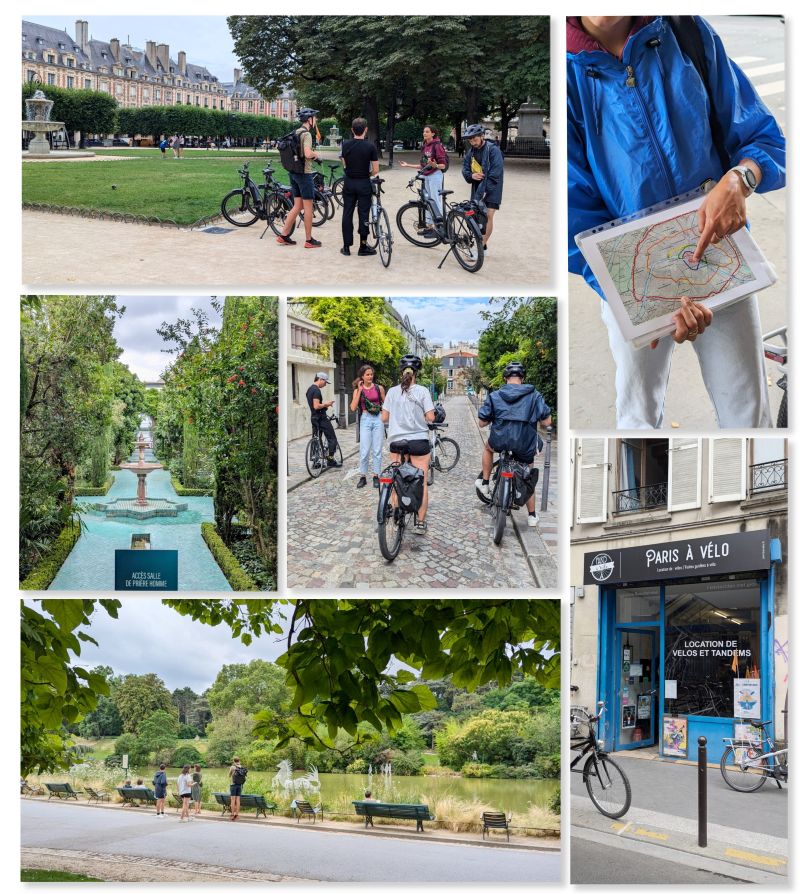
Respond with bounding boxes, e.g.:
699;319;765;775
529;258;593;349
271;760;321;795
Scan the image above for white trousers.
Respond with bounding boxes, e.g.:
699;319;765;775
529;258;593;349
601;295;772;429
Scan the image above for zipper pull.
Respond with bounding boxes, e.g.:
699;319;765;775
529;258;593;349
625;65;636;87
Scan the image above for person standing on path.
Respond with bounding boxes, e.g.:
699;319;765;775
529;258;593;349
153;764;168;816
307;372;341;467
228;757;247;821
340;117;379;256
399;125;448;232
461;124;504;252
277;108;323;249
381;354;436;534
191;765;202;816
350;364;385;489
177;765;193;822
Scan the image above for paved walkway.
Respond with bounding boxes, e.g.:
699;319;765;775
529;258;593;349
22;160;549;288
287;395;557;589
21;800;560;883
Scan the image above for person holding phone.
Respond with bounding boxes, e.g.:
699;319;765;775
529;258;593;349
350;364;385;489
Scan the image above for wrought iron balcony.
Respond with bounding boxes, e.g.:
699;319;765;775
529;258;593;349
613;482;667;513
750;459;787;494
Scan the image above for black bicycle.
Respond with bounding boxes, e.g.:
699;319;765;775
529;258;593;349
720;720;788;792
220;163;295;237
570;702;632;819
314;160;346;208
305;413;343;479
376;440;425;561
427;422;460;486
475;448;538;545
364;176;393;268
396;172;485;273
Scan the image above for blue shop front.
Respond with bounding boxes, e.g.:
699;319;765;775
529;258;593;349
584;529;780;763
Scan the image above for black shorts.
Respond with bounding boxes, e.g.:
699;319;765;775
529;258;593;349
181;793;192;799
484;201;500;210
488;439;533;465
230;784;243;796
389;438;430;457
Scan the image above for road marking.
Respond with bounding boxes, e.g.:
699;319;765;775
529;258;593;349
634;827;668;841
732;55;765;64
725;848;787;868
741;62;785;78
611;822;626;831
755;81;786;98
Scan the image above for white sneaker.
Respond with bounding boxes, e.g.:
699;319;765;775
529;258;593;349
527;513;539;528
475;477;490;498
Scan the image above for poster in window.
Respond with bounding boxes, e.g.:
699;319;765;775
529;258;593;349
637;694;652;720
622;705;637;729
663;716;688;757
733;678;761;719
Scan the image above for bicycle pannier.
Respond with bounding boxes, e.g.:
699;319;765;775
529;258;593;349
395;462;425;513
512;464;539;509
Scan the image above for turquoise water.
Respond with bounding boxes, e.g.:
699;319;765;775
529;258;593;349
50;463;230;591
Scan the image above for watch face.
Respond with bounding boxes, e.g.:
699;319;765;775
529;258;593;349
744;168;757;190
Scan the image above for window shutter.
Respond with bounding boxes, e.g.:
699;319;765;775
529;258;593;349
667;439;701;511
576;438;608;523
708;438;746;503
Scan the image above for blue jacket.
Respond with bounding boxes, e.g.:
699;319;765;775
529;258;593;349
478;383;550;462
462;139;504;205
567;16;786;298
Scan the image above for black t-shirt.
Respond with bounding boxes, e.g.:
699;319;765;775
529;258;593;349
341;138;378;179
306;383;326;419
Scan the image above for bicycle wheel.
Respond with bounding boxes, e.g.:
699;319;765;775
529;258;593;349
305;437;324;479
266;192;296;238
396;202;442;247
221;189;259;227
377;485;405;562
322;189;336;220
331;177;345;208
447;210;484;273
777;390;787;428
492;477;508;545
720;745;769;792
435;436;460;472
374;206;393;268
584;754;632;818
312;193;332;226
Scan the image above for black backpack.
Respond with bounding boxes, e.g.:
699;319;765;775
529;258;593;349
433;402;446;423
232;765;248;785
277;128;306;174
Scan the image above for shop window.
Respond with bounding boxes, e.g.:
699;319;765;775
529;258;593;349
664;580;761;719
616;586;660;623
615;439;668;513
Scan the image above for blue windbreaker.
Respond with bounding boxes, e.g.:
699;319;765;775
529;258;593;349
567;16;786;298
462;139;504;205
478;383;550;463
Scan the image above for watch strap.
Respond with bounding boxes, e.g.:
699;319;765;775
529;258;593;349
730;165;756;196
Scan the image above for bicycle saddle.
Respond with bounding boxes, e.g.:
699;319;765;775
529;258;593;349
372;176;386;184
749;720;770;729
438;189;454;197
328;163;340;171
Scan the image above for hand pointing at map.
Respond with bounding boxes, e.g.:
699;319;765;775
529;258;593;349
692;160;762;262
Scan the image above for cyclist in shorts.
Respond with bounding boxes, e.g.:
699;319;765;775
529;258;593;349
476;361;551;527
381;354;436;534
461;124;504;252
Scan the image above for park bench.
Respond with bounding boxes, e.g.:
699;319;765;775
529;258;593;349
116;786;157;807
352;801;435;833
85;787;110;803
45;782;80;801
481;811;512;842
21;781;44;797
212;792;277;819
293;799;324;823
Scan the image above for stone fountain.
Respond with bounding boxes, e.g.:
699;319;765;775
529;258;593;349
22;89;94;158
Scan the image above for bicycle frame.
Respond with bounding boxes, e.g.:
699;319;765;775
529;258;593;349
723;731;788;777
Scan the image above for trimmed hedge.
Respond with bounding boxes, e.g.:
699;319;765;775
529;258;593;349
201;523;257;591
75;475;114;496
171;476;212;497
20;523;81;590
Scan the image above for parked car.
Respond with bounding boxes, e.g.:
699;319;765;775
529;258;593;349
392;142;404;151
85;139;103;147
112;137;130;146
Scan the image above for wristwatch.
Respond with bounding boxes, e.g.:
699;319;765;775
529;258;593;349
730;165;757;197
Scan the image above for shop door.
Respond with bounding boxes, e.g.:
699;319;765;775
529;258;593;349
614;629;658;750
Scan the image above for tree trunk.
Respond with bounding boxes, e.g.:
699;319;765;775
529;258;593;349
465;86;480;126
499;99;511;153
364;95;381;158
385;93;397;168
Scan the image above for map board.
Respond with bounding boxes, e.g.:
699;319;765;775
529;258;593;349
576;191;776;348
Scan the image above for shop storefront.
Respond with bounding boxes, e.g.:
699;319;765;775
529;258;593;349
583;529;780;763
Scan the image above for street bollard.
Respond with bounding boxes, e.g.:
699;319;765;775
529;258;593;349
540;425;553;511
698;736;708;848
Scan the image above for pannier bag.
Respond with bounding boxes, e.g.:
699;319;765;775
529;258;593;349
512;463;539;509
395;462;425;513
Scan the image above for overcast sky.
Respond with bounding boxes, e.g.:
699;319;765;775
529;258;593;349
114;295;221;382
388;297;491;347
28;16;240;82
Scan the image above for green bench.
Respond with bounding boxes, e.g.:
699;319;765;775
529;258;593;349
212;792;277;818
21;781;44;797
45;782;80;801
352;800;435;832
85;787;110;803
293;799;324;823
116;786;157;807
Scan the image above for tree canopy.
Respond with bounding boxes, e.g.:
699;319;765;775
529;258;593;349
113;673;176;734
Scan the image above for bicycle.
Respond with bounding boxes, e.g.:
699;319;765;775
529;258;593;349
305;413;343;479
376;440;425;562
309;167;337;222
475;448;538;545
427;422;460;486
364;176;393;268
720;719;788;792
314;160;346;208
220;163;295;237
763;325;787;428
395;172;485;273
570;702;632;819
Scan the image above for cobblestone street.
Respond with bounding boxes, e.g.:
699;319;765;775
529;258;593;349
287;395;557;589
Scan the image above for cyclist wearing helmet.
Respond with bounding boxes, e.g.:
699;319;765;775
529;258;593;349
476;361;551;527
277;108;323;250
381;355;436;534
461;124;504;252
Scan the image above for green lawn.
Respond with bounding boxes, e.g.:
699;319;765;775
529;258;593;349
21;869;102;882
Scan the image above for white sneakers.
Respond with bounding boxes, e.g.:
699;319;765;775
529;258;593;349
527;513;539;528
475;477;490;498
